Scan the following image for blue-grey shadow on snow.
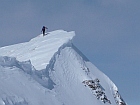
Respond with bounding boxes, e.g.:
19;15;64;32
33;68;56;90
0;56;55;90
71;44;89;62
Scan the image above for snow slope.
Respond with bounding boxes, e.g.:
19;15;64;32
0;30;74;70
0;30;127;105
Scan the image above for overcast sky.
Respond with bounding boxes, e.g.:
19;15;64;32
0;0;139;105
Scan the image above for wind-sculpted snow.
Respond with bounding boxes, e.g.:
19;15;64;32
0;56;34;74
0;56;60;105
0;30;127;105
0;30;75;70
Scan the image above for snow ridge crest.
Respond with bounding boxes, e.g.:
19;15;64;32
0;30;75;70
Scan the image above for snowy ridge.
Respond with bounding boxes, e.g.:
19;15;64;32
0;30;75;70
0;56;61;105
0;30;127;105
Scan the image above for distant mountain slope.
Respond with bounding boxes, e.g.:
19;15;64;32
0;30;127;105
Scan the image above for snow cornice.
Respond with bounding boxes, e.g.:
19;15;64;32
0;30;75;70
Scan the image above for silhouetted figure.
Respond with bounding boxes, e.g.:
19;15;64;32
41;26;48;36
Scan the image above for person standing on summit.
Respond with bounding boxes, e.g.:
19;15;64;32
41;26;48;36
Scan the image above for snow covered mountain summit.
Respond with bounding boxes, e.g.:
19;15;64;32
0;30;127;105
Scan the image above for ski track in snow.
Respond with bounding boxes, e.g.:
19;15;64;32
0;30;127;105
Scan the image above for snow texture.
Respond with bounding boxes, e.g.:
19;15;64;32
0;30;127;105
